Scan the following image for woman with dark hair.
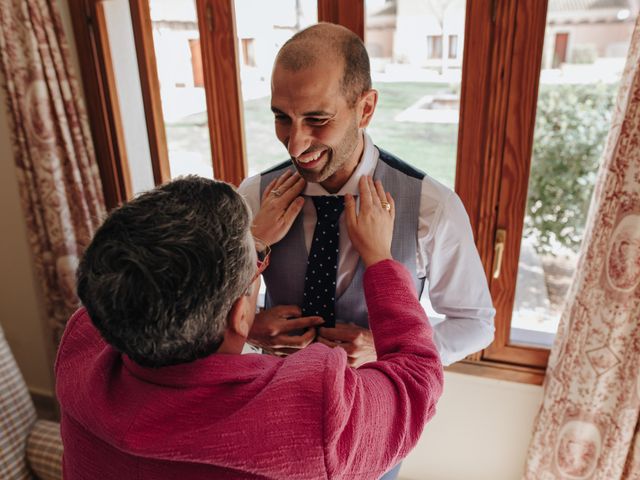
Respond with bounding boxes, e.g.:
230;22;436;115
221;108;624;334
56;172;443;480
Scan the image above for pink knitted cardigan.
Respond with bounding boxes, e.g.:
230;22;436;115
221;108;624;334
56;260;443;479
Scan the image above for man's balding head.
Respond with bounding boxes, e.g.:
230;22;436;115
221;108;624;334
275;23;371;106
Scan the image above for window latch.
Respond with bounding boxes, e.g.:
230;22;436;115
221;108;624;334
492;229;506;279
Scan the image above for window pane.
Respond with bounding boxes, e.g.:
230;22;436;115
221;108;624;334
365;0;465;189
448;34;458;59
102;0;155;195
510;1;638;347
234;0;318;177
149;0;213;179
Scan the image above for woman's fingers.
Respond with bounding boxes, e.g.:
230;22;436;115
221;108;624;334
262;177;278;201
368;177;380;207
279;170;301;191
263;171;305;209
387;192;395;219
374;179;387;205
281;196;305;228
273;169;293;189
278;175;305;204
252;171;305;246
344;193;357;229
263;170;292;202
345;177;394;268
358;175;373;209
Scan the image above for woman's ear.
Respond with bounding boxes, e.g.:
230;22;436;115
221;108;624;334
358;89;378;129
228;295;252;338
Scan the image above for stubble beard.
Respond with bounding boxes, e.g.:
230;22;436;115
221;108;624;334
294;118;361;185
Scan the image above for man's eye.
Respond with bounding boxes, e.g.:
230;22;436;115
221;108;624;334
307;118;329;126
274;115;289;122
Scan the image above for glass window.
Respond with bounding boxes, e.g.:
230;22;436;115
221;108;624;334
448;34;458;59
234;0;318;177
510;0;638;347
365;0;466;190
427;35;443;59
241;38;257;67
102;0;155;195
149;0;213;179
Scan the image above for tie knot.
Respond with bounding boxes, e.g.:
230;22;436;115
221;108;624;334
312;196;344;224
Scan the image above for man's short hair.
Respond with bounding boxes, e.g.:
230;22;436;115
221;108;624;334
276;23;372;106
77;176;254;367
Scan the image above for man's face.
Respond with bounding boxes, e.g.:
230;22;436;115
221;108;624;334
270;58;362;186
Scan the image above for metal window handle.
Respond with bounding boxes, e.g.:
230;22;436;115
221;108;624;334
492;229;506;279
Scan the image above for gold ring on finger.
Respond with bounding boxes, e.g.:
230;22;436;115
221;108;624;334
271;188;282;197
381;201;391;211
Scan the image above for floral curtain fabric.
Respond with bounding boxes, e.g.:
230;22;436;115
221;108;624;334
524;15;640;480
0;0;105;344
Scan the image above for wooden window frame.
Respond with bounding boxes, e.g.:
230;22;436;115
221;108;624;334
70;0;558;385
68;0;133;209
318;0;364;39
319;0;550;384
69;0;247;191
129;0;171;185
195;0;247;186
450;0;550;385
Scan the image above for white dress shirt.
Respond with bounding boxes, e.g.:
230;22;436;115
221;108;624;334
238;133;495;365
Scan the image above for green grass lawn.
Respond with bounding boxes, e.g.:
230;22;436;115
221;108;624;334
167;82;458;187
368;82;458;187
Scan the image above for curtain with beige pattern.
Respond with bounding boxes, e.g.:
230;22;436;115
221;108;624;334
524;15;640;480
0;0;105;345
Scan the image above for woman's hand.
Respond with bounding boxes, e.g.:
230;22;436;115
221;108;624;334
251;170;306;250
345;176;395;267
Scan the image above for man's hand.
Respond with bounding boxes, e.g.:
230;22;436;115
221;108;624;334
248;305;324;356
317;323;377;368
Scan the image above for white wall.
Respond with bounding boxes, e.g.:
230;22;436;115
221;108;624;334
0;0;86;398
400;372;542;480
0;80;54;397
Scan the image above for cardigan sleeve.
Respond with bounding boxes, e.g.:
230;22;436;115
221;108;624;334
322;260;444;479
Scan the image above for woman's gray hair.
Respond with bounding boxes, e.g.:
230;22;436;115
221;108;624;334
77;176;255;367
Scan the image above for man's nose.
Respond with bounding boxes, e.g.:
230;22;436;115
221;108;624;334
287;125;311;159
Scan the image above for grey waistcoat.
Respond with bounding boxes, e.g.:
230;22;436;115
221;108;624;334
259;148;425;328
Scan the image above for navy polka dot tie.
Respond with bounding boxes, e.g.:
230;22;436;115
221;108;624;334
302;196;345;327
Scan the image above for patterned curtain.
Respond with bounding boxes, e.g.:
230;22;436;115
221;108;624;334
524;16;640;480
0;0;105;345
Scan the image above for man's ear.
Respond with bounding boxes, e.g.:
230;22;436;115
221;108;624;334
228;295;251;338
358;89;378;129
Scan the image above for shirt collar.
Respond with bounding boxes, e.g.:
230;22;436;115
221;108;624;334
303;131;379;196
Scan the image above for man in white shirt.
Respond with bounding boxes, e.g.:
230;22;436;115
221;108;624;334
239;23;495;368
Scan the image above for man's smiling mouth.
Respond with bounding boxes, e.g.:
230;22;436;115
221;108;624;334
296;149;328;167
